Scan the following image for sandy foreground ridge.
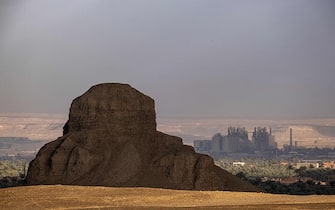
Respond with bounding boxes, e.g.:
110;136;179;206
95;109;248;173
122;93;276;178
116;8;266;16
1;185;335;209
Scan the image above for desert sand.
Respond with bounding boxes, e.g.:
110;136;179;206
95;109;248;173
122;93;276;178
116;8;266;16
1;185;335;209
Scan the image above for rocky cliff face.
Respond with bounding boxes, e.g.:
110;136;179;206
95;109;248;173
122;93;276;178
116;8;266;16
26;83;258;191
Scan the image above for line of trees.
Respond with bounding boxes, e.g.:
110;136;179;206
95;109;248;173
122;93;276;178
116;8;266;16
216;158;335;195
216;158;296;179
0;160;27;188
255;178;335;195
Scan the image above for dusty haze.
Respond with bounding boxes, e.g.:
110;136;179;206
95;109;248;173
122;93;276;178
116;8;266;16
1;0;335;119
1;113;335;149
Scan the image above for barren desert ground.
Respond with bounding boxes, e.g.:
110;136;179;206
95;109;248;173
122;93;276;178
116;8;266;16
1;185;335;209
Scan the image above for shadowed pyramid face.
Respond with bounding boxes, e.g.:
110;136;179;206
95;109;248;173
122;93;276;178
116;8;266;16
26;83;259;192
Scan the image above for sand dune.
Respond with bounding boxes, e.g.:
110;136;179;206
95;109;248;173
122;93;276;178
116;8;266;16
1;185;335;209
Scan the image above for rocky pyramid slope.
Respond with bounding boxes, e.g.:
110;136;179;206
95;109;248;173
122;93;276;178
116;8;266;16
26;83;258;191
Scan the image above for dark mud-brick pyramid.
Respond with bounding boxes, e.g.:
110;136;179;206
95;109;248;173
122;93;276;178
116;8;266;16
26;83;258;191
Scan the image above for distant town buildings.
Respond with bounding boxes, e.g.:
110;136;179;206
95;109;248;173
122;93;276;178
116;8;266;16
323;161;335;169
233;161;245;166
194;126;277;159
295;160;320;169
194;126;335;161
252;127;277;151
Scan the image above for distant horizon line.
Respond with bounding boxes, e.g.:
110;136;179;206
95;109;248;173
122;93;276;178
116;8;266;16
0;112;334;121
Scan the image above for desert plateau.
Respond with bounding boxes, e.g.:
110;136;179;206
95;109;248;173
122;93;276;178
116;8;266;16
1;113;335;149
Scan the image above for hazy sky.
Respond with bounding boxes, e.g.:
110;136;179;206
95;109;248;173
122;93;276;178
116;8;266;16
1;0;335;119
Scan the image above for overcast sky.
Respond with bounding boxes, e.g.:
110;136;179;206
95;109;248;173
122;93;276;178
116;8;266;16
0;0;335;119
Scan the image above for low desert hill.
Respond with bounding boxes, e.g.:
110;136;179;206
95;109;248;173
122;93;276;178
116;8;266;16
158;118;335;148
0;113;66;141
1;185;335;209
1;113;335;149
